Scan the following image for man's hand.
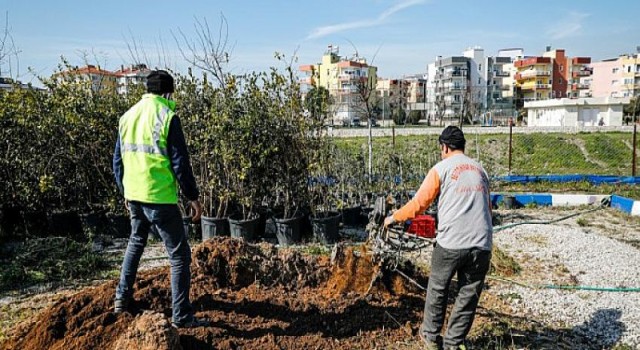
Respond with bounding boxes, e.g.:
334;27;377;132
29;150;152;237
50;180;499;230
383;216;396;228
190;200;203;223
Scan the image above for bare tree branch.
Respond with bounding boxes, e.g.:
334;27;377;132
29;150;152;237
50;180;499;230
123;28;149;68
0;11;20;78
172;14;231;86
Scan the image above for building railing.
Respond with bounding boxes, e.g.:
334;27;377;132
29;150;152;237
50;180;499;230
572;71;591;77
494;71;510;77
518;70;551;79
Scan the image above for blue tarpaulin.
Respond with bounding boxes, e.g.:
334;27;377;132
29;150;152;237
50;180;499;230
498;175;640;185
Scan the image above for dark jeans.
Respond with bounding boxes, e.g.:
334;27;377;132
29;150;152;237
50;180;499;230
421;243;491;348
115;201;193;324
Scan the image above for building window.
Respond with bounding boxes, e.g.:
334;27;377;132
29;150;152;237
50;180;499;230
559;65;563;72
612;68;619;74
479;64;482;71
478;78;481;85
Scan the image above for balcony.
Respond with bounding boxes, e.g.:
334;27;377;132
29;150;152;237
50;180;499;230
515;70;551;80
299;77;314;85
572;71;591;78
571;83;589;90
494;71;510;77
521;83;550;91
514;57;551;68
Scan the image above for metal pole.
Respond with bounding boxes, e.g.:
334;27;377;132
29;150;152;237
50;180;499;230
633;123;637;177
508;123;513;175
392;124;396;148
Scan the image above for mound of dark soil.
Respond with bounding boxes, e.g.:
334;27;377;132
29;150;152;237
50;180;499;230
1;237;426;350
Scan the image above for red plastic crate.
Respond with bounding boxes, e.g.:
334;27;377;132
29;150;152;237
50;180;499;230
406;215;436;238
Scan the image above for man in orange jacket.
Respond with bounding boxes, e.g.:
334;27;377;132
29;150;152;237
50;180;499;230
385;126;493;350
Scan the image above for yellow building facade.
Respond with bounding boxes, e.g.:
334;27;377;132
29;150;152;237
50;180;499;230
300;46;377;125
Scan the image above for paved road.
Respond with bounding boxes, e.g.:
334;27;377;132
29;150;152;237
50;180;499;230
328;125;637;138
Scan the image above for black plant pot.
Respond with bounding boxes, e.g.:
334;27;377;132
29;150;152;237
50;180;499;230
257;207;274;239
274;214;303;246
201;216;230;240
228;213;259;242
359;207;374;226
311;211;341;245
106;213;131;238
47;210;83;240
261;208;279;240
340;206;362;226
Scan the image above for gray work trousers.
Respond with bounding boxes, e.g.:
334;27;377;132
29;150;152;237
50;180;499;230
421;242;491;348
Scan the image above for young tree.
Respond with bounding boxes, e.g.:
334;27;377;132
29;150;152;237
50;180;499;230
392;105;406;125
304;85;330;123
352;67;378;181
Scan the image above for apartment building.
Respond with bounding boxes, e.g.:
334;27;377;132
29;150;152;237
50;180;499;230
375;78;408;123
114;64;151;95
59;65;117;92
514;48;591;101
375;75;426;122
426;47;514;125
429;56;470;123
0;77;31;91
299;45;377;125
590;53;640;98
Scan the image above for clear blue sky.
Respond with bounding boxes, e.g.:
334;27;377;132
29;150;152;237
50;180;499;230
2;0;639;83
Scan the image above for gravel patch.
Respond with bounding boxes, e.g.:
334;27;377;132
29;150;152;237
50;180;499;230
493;223;640;348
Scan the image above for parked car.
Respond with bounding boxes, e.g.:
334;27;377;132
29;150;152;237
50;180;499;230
342;117;360;127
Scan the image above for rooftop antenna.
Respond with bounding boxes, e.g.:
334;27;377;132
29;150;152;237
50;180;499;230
344;38;359;59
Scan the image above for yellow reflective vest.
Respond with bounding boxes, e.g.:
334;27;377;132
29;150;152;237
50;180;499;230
119;94;178;204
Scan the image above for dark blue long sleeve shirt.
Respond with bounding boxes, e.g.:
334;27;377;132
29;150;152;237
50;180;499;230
113;115;200;201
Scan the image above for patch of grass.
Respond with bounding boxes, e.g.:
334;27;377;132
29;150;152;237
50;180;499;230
301;244;331;256
0;237;114;293
523;234;547;246
576;218;589;227
490;246;521;277
499;292;522;301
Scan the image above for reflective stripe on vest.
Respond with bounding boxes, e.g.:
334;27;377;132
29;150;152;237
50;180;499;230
120;106;171;157
119;94;178;204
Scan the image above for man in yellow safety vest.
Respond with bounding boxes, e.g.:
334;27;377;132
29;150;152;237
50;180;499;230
113;70;207;328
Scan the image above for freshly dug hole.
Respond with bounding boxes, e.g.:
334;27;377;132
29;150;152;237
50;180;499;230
1;237;427;350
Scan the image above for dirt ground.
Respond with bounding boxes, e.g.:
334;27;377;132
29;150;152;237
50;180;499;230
2;206;638;349
0;238;432;350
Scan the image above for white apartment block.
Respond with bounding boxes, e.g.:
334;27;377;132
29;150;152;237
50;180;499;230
425;47;515;125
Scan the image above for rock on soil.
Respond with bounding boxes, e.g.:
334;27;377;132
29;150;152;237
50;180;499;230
114;311;182;350
0;237;427;350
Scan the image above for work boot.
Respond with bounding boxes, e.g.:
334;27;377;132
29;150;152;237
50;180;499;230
114;298;129;314
171;317;210;328
419;332;443;350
